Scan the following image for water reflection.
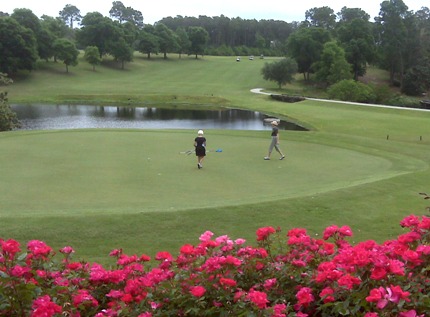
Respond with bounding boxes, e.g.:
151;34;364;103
11;104;307;131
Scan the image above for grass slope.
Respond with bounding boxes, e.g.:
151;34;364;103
3;54;430;264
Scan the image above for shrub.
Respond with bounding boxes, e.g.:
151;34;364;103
206;45;235;56
369;83;393;105
262;58;298;89
386;95;421;108
1;214;429;316
233;45;250;56
401;57;430;96
327;79;376;103
0;73;20;131
402;69;425;96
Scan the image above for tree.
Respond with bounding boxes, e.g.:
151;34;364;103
59;4;82;29
255;32;266;51
40;15;70;61
84;46;101;71
286;27;331;81
337;7;370;22
109;38;133;69
128;10;144;29
336;15;375;80
12;9;73;62
0;17;38;74
10;8;41;34
305;6;337;30
187;26;209;59
374;0;411;87
76;12;122;58
120;21;139;47
10;8;55;60
401;13;423;82
414;6;430;55
36;27;56;61
312;41;352;86
158;15;293;56
40;15;69;39
135;27;159;58
261;58;298;88
401;56;430;95
0;73;20;131
109;1;126;22
175;27;190;58
155;23;179;59
53;38;79;72
109;1;143;28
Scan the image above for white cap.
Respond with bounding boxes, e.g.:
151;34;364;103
198;130;204;135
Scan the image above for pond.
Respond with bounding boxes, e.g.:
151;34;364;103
11;104;308;131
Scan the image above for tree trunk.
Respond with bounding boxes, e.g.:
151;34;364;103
389;66;395;85
399;55;404;90
353;71;358;81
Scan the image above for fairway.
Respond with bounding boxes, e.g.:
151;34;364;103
0;129;422;217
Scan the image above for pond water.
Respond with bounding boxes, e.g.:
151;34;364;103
11;104;307;131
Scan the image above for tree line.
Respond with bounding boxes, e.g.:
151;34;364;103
0;0;429;96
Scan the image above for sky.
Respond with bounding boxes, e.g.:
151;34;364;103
2;0;429;24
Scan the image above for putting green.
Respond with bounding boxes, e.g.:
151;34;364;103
0;129;424;216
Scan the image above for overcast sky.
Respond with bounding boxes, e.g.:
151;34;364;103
2;0;429;24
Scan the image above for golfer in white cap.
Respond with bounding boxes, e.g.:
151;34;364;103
264;121;285;160
194;129;206;169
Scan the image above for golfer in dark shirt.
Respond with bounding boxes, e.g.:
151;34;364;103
194;130;206;169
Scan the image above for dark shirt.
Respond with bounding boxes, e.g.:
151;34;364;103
271;127;279;137
195;136;206;147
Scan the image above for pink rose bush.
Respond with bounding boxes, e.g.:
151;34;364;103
0;214;430;316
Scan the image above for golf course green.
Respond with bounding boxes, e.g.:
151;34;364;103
2;54;430;264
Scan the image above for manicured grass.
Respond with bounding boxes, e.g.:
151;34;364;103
9;54;278;106
3;54;430;265
0;129;407;216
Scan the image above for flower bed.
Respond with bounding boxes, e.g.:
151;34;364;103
1;215;429;316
